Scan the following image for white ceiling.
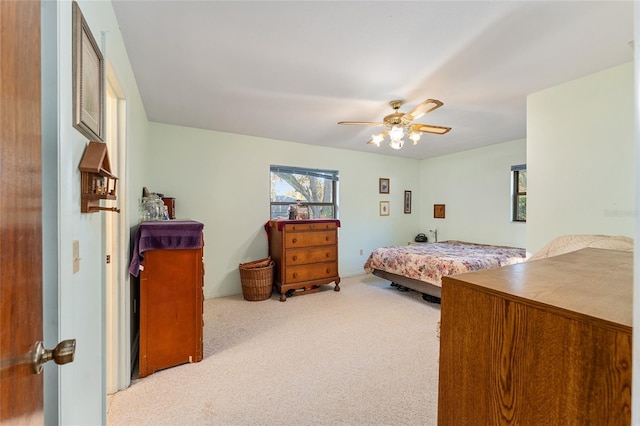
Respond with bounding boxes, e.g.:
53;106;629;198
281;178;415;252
111;1;635;160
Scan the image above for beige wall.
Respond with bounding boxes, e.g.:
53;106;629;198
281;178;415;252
527;62;634;254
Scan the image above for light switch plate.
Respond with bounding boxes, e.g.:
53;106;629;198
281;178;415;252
73;240;80;273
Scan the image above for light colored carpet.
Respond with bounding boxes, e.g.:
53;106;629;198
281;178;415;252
107;274;441;425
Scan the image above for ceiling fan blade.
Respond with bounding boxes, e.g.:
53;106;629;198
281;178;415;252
409;123;451;135
338;121;386;126
403;99;443;123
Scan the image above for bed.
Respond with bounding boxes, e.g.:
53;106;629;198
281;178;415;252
363;241;527;302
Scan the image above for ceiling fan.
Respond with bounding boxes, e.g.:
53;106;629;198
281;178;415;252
338;99;451;149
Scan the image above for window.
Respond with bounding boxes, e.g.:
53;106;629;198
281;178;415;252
511;164;526;222
270;165;338;220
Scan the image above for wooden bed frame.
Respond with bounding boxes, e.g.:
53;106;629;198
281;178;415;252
372;269;442;303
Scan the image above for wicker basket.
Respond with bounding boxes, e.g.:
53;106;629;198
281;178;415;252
239;259;274;301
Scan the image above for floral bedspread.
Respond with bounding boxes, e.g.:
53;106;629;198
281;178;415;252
363;241;526;287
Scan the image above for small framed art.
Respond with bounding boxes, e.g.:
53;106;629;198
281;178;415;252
380;201;390;216
404;191;412;214
72;1;105;142
434;204;446;219
379;178;389;194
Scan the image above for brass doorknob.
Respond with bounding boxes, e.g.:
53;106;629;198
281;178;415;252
31;339;76;374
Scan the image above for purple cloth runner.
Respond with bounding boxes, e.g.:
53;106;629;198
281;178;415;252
129;220;204;277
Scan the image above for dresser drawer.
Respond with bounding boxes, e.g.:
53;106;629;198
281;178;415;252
285;230;336;248
285;262;338;283
284;222;337;232
285;246;337;265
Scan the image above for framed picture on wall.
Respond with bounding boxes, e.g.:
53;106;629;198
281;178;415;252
434;204;446;219
380;201;390;216
72;1;105;142
404;191;412;214
379;178;390;194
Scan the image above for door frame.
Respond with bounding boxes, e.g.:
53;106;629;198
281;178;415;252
41;0;60;423
104;61;130;393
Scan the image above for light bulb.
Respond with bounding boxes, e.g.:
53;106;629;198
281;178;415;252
371;133;384;147
409;131;421;145
389;138;404;150
389;125;404;141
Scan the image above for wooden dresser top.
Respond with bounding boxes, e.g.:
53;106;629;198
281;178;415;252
443;248;633;333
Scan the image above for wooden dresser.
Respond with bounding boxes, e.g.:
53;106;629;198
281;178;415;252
267;219;340;301
130;221;204;378
438;248;632;425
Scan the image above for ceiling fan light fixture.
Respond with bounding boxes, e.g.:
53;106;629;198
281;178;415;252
409;131;421;144
389;125;404;141
389;138;404;150
338;98;450;150
371;133;384;147
388;125;405;149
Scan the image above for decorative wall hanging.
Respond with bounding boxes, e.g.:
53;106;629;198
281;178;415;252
379;178;389;194
380;201;390;216
79;141;120;213
404;191;412;214
72;1;104;142
434;204;446;219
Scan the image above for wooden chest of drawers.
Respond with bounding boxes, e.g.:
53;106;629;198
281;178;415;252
130;221;204;378
437;248;632;425
267;219;341;301
139;245;203;378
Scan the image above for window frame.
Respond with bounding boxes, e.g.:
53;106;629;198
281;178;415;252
511;164;527;222
270;165;339;220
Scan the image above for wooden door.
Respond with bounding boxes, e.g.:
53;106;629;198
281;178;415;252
0;0;44;423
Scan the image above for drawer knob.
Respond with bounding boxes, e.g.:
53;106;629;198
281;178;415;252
325;252;330;258
292;238;297;243
292;255;298;261
325;236;330;241
293;273;298;278
326;268;330;273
